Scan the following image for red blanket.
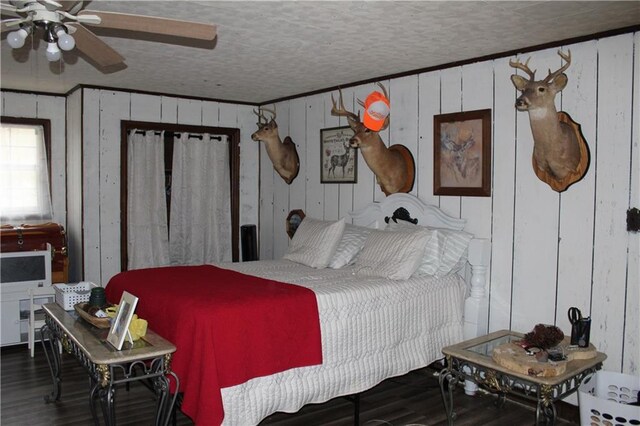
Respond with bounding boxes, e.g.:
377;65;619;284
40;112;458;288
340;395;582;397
105;265;322;425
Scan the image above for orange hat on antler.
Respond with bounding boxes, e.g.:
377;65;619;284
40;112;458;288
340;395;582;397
363;91;390;131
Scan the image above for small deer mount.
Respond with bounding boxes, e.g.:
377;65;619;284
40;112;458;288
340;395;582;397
252;106;300;184
330;83;415;195
510;50;590;192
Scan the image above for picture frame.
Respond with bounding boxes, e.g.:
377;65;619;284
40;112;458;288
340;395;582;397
320;126;357;184
434;109;492;197
106;291;139;350
286;209;305;239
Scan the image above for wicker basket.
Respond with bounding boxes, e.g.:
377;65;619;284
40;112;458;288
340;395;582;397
579;370;640;426
53;282;99;310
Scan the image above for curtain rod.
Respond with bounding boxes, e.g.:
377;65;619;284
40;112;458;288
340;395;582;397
128;130;223;141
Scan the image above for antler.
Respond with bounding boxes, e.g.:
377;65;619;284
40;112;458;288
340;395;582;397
253;108;268;127
357;82;389;108
260;105;277;122
331;88;360;123
509;56;536;80
543;50;571;83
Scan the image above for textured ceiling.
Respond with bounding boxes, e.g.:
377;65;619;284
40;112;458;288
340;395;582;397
1;1;639;104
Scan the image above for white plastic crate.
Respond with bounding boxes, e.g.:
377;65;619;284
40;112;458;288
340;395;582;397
53;282;99;310
579;370;640;426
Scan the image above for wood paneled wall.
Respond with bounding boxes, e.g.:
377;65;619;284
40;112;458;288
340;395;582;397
73;89;259;287
1;92;67;228
258;33;639;375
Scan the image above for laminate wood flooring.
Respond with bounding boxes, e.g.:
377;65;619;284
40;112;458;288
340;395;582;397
1;345;577;425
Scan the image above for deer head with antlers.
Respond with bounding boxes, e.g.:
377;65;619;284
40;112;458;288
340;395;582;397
510;49;590;192
330;83;415;195
252;106;300;184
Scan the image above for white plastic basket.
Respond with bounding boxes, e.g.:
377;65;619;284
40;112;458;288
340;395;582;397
53;282;99;310
579;370;640;426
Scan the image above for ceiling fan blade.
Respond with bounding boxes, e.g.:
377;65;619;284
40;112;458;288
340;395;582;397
68;23;125;68
59;1;83;12
0;2;19;17
79;10;217;41
2;16;30;28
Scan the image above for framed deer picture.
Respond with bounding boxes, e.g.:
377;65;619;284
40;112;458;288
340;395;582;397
434;109;491;197
321;126;357;184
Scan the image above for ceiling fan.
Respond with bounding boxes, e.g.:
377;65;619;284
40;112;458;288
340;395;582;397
0;0;217;70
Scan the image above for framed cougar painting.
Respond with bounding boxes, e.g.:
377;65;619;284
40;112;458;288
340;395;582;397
320;126;357;184
434;109;491;197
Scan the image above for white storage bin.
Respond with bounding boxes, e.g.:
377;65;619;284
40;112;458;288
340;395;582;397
579;370;640;426
53;282;99;310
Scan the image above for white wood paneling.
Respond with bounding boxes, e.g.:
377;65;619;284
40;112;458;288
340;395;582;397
272;102;291;259
591;34;634;372
160;97;178;123
131;94;161;123
555;41;598;336
289;97;307;219
81;89;102;284
460;61;493;239
624;32;640;375
489;57;517;332
417;71;440;206
510;48;562;332
177;99;203;125
305;94;325;220
439;67;463;217
390;75;419;197
322;92;340;221
202;101;220;127
237;104;259;231
98;91;130;285
66;89;83;282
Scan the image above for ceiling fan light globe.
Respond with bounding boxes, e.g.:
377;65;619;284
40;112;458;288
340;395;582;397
45;42;61;61
7;29;28;49
57;33;75;51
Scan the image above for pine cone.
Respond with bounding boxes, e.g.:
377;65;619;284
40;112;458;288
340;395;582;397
523;324;564;349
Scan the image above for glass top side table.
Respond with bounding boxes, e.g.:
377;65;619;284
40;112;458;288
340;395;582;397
439;330;606;425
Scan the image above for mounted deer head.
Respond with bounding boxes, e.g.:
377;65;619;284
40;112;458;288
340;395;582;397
252;106;300;184
330;83;414;195
510;50;590;192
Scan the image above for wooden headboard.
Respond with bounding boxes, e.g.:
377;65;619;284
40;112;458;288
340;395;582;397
349;193;491;341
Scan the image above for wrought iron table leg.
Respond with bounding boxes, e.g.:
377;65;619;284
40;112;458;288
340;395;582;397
536;400;557;425
495;392;507;408
439;368;458;426
153;371;180;426
41;324;62;403
89;380;101;426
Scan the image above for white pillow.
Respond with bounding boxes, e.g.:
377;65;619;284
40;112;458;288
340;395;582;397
385;220;472;277
328;224;371;269
385;220;442;276
352;228;432;280
433;228;473;277
283;217;345;268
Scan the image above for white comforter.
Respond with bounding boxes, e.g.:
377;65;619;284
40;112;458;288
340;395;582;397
218;260;466;425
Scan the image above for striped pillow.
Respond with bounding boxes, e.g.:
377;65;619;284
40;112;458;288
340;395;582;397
283;217;346;268
432;228;473;277
352;228;432;280
328;224;371;269
385;220;472;277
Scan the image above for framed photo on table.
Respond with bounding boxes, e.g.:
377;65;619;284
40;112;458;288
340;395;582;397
107;291;139;350
434;109;491;197
321;126;357;184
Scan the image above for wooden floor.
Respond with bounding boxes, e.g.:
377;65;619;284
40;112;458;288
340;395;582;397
1;344;578;425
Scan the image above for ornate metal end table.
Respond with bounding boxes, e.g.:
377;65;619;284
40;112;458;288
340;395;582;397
41;303;179;426
439;329;606;425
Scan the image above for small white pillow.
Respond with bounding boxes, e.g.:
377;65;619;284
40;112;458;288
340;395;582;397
328;224;371;269
283;217;345;268
433;228;473;277
385;220;442;276
352;228;432;280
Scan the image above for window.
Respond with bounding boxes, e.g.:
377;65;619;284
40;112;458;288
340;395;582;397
0;117;53;223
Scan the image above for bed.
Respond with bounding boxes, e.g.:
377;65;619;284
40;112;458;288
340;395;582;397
105;193;491;425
